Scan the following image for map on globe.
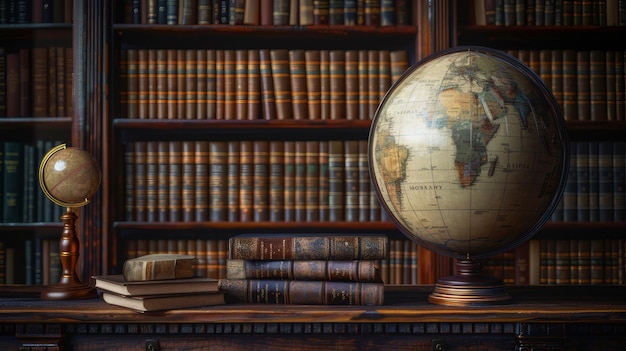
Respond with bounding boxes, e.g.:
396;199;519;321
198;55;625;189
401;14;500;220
369;48;568;259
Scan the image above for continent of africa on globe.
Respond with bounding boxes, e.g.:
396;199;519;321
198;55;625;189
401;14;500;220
369;47;569;260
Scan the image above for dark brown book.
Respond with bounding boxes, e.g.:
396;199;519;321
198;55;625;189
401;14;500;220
195;49;208;119
562;49;577;121
227;141;241;221
357;140;370;221
226;259;382;282
132;141;147;221
223;49;237;120
576;50;591;121
615;51;625;121
137;49;150;119
378;50;391;110
124;144;136;220
367;50;379;120
345;50;359;120
184;49;197;119
247;49;261;120
219;279;384;305
589;50;607;121
313;0;329;25
260;0;274;25
328;140;345;221
94;274;219;296
605;50;616;121
206;49;217;119
32;47;48;117
19;48;30;117
168;141;183;222
272;0;289;25
329;0;343;25
198;0;212;24
157;141;169;221
305;141;320;221
283;141;296;221
194;141;210;221
122;49;137;118
145;141;159;222
253;140;270;221
329;50;346;120
364;0;381;26
209;141;228;221
258;49;277;120
166;49;178;119
228;233;389;260
176;49;186;119
239;140;254;222
270;49;292;120
243;0;260;24
358;50;369;120
318;140;330;221
147;49;157;119
181;141;195;222
590;239;605;284
229;0;245;24
48;47;59;117
123;254;196;281
289;49;308;120
215;50;225;119
299;0;314;25
235;49;248;120
269;141;285;222
344;140;359;221
319;49;331;120
294;141;307;221
555;239;571;285
389;50;408;86
155;49;168;119
304;50;321;120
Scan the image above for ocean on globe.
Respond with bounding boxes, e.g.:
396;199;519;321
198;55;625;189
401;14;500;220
369;46;569;260
40;145;101;207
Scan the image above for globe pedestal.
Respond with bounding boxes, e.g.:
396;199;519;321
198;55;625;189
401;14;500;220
41;210;97;300
428;259;511;306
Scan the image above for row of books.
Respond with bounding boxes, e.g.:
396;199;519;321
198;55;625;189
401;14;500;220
95;254;225;312
0;46;74;118
125;237;417;285
552;140;626;223
117;0;411;27
119;48;409;120
122;140;387;223
1;140;66;223
475;0;625;26
483;237;625;286
507;49;626;122
220;233;387;305
0;238;61;285
0;0;72;24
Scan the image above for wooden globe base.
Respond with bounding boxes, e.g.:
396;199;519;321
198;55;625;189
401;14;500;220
428;259;512;306
41;210;96;300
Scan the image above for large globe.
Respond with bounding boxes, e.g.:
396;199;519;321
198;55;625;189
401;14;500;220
39;144;101;208
368;47;569;304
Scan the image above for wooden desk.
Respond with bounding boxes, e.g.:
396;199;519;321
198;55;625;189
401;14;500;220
1;285;625;351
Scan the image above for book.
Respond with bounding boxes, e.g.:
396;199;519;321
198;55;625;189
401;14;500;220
93;274;219;296
123;254;196;281
228;234;388;261
219;279;384;305
226;259;382;282
102;291;225;312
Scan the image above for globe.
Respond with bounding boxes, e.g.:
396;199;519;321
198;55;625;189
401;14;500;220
39;144;101;208
368;47;569;305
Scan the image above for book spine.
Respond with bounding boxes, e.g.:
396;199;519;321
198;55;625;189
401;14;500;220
209;141;228;221
269;141;285;222
194;141;210;221
304;50;321;120
235;49;248;120
226;259;381;282
253;140;270;221
168;141;183;221
181;141;195;222
270;49;292;120
227;141;241;221
239;140;254;222
289;49;308;120
122;256;194;281
219;279;384;305
228;235;388;260
247;49;261;119
344;50;359;120
259;49;277;120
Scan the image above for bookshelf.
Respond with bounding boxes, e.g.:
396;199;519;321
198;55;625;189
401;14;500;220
0;3;75;286
453;0;626;286
105;1;426;283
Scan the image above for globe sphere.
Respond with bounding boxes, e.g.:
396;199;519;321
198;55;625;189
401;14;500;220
40;145;101;207
369;46;569;260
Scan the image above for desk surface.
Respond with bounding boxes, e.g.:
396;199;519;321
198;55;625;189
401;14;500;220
1;285;625;324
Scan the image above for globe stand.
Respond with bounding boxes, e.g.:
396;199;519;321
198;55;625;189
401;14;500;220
428;259;511;306
41;208;97;300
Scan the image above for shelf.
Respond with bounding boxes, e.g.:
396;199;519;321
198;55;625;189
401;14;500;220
0;23;73;46
0;222;63;233
456;25;626;50
0;118;72;141
112;119;373;141
113;24;418;51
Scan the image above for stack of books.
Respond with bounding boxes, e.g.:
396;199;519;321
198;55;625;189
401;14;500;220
93;254;224;312
219;234;388;305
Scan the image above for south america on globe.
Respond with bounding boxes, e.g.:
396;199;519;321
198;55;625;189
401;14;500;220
369;46;569;262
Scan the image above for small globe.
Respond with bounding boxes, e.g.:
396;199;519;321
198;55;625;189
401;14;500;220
39;145;101;207
369;47;569;295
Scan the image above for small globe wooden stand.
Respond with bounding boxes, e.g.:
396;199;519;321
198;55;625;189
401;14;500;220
428;259;511;306
39;144;100;300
